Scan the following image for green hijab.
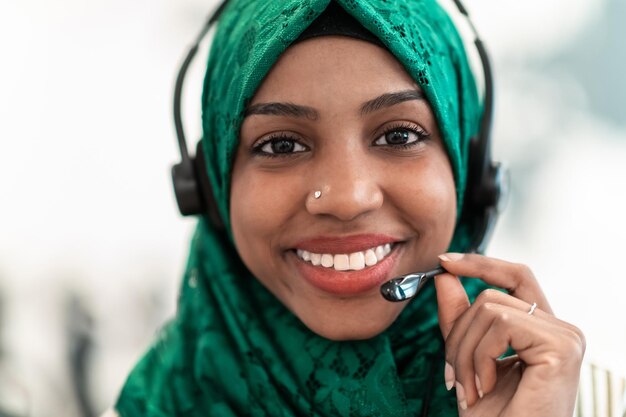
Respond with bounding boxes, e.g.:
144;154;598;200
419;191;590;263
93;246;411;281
116;0;486;415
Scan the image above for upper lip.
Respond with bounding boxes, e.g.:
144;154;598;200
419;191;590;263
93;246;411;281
292;234;400;254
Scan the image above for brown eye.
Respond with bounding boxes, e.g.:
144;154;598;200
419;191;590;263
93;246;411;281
374;126;428;147
269;139;296;153
253;136;308;156
385;130;411;145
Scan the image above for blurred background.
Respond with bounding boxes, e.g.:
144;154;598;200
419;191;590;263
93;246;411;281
1;0;625;415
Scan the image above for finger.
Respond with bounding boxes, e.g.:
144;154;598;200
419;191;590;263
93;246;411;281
453;303;530;406
453;304;532;406
446;289;565;366
434;272;470;340
446;290;552;366
438;253;553;314
473;312;585;416
449;298;569;406
445;291;580;408
471;304;577;397
443;290;544;405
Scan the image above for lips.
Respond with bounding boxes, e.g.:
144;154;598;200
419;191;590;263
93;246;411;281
291;234;402;296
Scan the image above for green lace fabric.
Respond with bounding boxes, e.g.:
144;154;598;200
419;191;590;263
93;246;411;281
115;0;486;415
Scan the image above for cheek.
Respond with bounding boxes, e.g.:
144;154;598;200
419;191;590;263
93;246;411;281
424;170;457;228
392;154;457;240
229;161;302;267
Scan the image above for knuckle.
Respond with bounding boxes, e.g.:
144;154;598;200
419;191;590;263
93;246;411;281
542;352;567;370
572;325;586;344
541;330;587;374
479;301;498;316
556;321;587;357
543;346;583;374
476;301;501;320
566;326;587;358
476;302;495;316
495;310;512;326
476;288;501;305
512;262;534;281
577;330;587;354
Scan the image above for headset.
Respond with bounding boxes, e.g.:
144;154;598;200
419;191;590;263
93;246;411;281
170;0;508;254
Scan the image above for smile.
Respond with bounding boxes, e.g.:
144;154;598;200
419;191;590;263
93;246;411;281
296;244;393;272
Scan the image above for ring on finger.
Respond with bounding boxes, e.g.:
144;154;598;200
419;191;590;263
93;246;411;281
527;302;538;315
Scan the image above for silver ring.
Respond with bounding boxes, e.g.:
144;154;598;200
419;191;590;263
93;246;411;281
314;191;322;199
527;302;537;315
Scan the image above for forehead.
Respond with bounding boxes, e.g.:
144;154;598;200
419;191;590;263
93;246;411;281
249;36;420;107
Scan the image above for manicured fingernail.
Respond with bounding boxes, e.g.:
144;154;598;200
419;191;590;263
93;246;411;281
475;374;484;399
456;381;467;410
439;253;464;262
444;362;455;391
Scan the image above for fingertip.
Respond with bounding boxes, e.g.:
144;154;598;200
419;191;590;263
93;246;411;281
475;374;484;399
475;362;498;397
455;381;467;410
444;362;455;391
439;252;465;263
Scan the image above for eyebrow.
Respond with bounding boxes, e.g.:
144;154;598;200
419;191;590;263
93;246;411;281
360;90;426;115
244;89;426;120
245;102;319;120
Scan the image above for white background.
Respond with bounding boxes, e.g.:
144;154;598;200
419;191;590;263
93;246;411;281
1;0;625;415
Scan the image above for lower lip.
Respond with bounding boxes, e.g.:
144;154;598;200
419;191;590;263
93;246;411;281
292;247;401;296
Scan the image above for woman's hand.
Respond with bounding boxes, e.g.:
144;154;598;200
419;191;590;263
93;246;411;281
434;253;585;417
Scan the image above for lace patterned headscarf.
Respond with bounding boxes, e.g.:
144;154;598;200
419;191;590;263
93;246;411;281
115;1;485;415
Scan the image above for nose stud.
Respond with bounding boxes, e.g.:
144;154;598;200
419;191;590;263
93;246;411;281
314;191;322;199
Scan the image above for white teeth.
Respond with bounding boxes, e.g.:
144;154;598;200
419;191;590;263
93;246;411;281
375;245;385;261
296;243;394;271
364;249;377;266
349;252;365;270
310;253;322;266
321;254;334;268
334;254;349;271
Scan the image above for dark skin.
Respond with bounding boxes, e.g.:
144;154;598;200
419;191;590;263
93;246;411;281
436;253;584;415
229;37;585;414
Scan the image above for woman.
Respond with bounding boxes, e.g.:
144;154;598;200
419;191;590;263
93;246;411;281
111;1;585;415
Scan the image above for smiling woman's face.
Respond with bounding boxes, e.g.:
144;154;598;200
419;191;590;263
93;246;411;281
230;36;457;341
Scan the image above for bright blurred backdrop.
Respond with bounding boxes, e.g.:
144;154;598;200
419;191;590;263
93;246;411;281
1;0;625;415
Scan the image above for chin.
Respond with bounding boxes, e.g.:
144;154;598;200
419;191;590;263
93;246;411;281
296;301;406;341
307;319;393;341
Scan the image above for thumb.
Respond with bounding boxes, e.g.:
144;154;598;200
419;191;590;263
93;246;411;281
434;272;470;339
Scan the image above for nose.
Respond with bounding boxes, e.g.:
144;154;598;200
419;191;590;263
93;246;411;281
305;153;384;222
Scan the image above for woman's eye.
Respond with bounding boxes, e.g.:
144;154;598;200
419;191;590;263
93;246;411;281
254;137;308;156
373;127;428;147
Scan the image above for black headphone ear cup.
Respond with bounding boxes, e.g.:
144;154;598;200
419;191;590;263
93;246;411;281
171;141;225;230
172;160;205;216
194;141;225;230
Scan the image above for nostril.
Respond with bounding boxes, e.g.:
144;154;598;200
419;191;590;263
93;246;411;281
305;181;384;221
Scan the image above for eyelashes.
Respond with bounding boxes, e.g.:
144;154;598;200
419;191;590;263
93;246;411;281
375;122;430;148
250;122;431;158
251;133;310;157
